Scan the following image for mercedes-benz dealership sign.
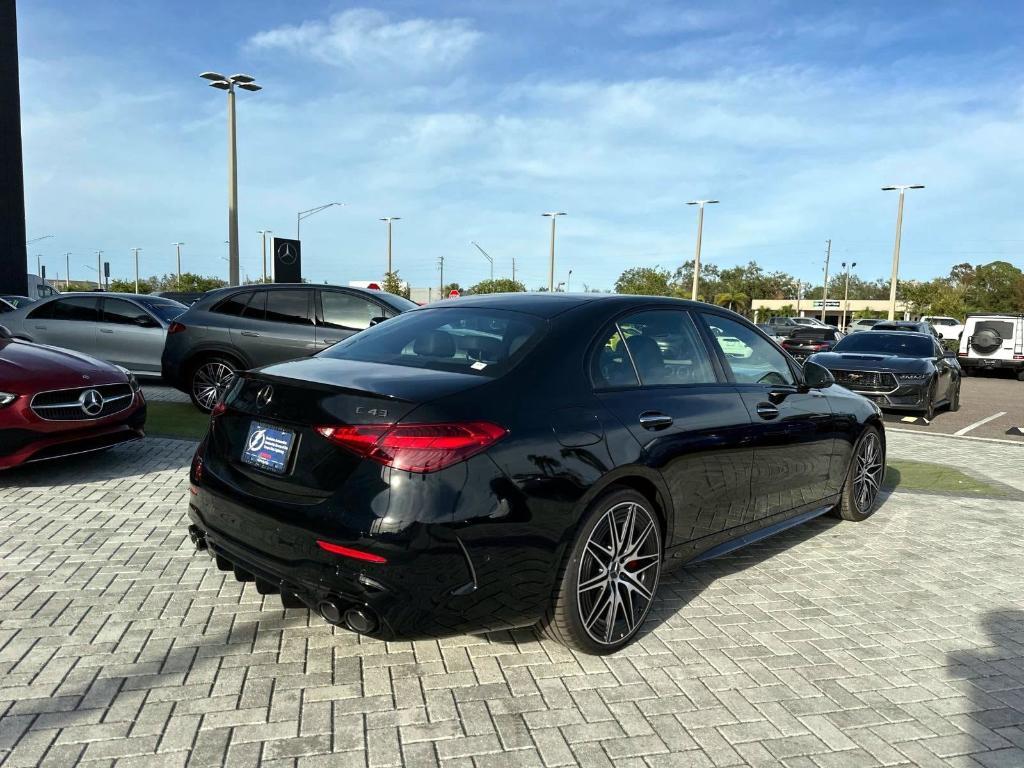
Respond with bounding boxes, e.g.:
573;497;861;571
272;237;302;283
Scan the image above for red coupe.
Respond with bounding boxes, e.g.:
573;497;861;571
0;328;146;470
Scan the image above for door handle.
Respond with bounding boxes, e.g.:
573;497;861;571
99;328;114;334
322;339;339;345
755;402;780;419
639;412;673;430
240;331;260;337
34;325;46;330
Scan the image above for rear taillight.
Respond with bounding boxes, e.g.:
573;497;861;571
316;540;387;563
210;401;227;418
316;421;507;473
168;321;186;334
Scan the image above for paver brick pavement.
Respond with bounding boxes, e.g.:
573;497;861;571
1;434;1023;766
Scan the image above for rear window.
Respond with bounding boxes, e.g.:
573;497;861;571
833;332;932;357
139;299;187;322
318;307;545;376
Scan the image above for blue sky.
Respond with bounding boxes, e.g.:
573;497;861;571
18;1;1024;291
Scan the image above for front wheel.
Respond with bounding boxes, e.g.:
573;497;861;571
949;382;961;412
539;489;662;654
834;426;884;522
922;381;937;421
189;356;238;412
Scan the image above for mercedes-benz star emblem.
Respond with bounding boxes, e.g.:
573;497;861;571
277;243;297;266
79;389;104;416
256;385;274;408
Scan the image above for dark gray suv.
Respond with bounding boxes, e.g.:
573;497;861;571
162;284;417;410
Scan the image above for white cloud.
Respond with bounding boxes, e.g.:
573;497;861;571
248;9;481;77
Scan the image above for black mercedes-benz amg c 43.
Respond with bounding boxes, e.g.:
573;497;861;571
187;294;885;654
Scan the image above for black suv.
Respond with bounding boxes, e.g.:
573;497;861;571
162;284;417;410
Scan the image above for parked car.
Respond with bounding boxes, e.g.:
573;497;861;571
807;330;960;420
919;315;964;342
25;274;59;300
162;283;418;411
957;313;1024;380
846;318;884;333
152;290;207;306
870;320;940;338
780;327;844;362
1;293;187;376
0;326;147;469
1;295;36;309
764;316;836;338
186;294;885;654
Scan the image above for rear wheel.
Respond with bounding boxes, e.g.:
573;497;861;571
949;382;961;412
1017;370;1024;382
539;489;662;654
189;355;239;412
834;426;884;522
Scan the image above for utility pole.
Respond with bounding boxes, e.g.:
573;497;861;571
96;250;103;290
65;252;71;290
795;279;802;315
172;242;184;289
380;217;400;275
132;247;142;293
820;239;831;323
841;261;857;331
258;231;271;283
882;184;924;320
686;200;719;301
512;257;517;284
35;254;41;280
437;255;445;296
542;212;566;292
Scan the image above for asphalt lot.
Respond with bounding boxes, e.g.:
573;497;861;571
1;427;1023;767
882;374;1024;443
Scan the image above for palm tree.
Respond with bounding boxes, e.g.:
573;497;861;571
714;291;749;312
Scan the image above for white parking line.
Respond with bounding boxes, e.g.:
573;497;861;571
953;411;1007;436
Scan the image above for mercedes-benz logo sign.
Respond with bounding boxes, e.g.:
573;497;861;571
256;385;274;408
277;243;297;266
79;388;104;416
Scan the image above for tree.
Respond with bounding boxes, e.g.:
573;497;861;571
380;271;411;299
714;291;750;312
468;278;526;294
614;266;674;296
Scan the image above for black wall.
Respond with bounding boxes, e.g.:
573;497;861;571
0;0;27;296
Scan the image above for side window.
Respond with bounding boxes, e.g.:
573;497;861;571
700;314;796;386
27;300;59;320
103;298;156;326
320;291;378;331
36;297;100;322
591;327;640;389
214;291;253;317
933;339;945;357
591;309;718;389
242;290;267;320
265;290;313;326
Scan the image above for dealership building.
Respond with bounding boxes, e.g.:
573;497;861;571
750;298;912;327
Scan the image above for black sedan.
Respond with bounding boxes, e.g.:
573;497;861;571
807;331;961;421
780;327;843;362
187;294;886;654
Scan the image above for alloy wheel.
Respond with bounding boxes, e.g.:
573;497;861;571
577;501;660;645
193;361;235;410
853;431;883;514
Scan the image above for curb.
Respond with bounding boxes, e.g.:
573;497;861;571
887;428;1024;447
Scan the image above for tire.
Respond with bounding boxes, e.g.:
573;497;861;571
834;426;884;522
1017;370;1024;383
949;382;961;412
189;355;239;412
538;488;662;654
922;381;937;421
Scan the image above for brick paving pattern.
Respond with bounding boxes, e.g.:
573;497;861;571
1;433;1022;767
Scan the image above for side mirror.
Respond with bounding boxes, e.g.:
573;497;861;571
368;316;388;327
803;360;834;389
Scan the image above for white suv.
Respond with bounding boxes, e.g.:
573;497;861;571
957;314;1024;380
920;315;964;341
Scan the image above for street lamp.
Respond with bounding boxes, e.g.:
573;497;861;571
471;241;493;281
64;252;71;290
841;261;857;331
257;231;272;283
132;247;142;293
567;269;573;293
172;242;184;289
882;184;924;320
686;200;718;300
542;212;566;292
297;202;343;239
199;71;263;286
26;234;53;246
380;217;400;274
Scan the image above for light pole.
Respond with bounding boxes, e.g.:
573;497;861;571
686;200;718;300
471;241;493;281
199;71;262;286
380;217;400;274
132;247;142;293
35;254;42;280
26;234;53;246
297;202;343;240
95;250;103;290
258;231;272;283
821;239;832;323
882;184;924;320
841;261;857;331
172;242;184;289
64;252;71;290
542;212;566;292
567;269;573;292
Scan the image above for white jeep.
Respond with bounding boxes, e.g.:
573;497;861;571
957;314;1024;380
920;315;964;341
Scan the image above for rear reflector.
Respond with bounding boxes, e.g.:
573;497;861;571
316;421;507;473
316;540;387;563
168;321;187;334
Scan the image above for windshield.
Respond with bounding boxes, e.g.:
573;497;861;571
318;307;545;376
140;298;187;323
833;332;933;357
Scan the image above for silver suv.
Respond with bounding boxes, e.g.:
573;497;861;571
161;284;418;410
